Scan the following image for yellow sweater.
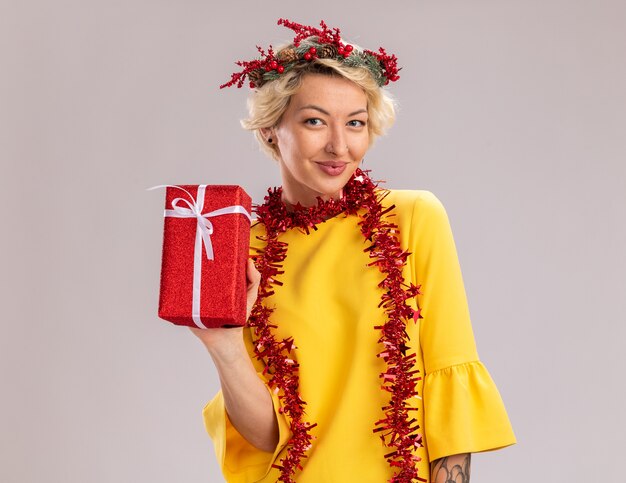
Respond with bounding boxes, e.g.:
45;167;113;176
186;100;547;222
203;189;516;482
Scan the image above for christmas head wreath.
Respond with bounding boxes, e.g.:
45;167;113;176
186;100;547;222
220;18;401;89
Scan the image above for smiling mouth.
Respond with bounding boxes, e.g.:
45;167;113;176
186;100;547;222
315;161;348;168
314;161;348;177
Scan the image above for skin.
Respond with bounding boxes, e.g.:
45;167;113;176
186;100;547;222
431;453;471;483
261;73;370;208
190;73;471;479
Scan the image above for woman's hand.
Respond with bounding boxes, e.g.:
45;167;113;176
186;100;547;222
188;258;261;353
244;257;262;320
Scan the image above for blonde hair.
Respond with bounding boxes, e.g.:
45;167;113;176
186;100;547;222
240;43;398;161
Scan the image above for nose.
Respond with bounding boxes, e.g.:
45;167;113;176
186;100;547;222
325;125;349;156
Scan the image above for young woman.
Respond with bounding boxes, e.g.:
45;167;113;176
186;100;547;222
191;19;516;483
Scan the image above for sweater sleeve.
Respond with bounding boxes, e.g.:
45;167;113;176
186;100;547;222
409;191;516;462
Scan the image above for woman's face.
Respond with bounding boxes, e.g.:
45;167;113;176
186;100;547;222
267;73;369;207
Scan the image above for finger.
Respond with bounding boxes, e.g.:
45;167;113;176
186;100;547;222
247;258;261;285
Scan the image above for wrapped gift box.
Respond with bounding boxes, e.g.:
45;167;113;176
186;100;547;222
156;184;252;328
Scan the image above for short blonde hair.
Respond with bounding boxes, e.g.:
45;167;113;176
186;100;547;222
240;43;398;161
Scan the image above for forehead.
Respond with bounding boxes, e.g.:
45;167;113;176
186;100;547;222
289;74;367;110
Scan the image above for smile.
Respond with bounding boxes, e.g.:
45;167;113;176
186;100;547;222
314;161;348;176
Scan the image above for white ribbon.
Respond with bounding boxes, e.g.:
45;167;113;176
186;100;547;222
147;184;252;329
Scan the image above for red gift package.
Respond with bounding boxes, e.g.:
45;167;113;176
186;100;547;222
153;184;252;329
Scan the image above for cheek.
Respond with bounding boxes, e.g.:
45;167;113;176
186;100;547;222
355;134;370;158
289;131;320;159
276;131;298;161
279;127;305;153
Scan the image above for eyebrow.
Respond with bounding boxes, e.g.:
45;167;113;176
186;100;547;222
298;104;368;117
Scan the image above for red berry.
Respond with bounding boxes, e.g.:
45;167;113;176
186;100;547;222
249;82;256;88
343;52;350;58
269;60;278;69
309;47;317;54
304;52;312;60
277;65;285;73
338;47;345;55
345;44;353;52
265;64;271;71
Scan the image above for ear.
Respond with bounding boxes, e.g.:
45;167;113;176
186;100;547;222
260;127;273;140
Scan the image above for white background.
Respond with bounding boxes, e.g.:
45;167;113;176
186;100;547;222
1;1;625;481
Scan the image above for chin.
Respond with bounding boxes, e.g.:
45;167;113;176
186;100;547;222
315;174;354;199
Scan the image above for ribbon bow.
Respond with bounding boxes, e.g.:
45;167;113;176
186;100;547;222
147;184;252;260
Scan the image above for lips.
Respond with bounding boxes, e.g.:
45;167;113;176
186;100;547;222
314;161;348;176
315;161;348;168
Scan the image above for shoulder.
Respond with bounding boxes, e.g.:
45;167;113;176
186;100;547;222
380;189;455;249
381;188;449;221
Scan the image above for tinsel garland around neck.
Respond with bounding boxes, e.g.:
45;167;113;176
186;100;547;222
247;168;426;483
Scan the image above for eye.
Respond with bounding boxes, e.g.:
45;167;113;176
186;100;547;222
347;120;367;128
304;118;324;126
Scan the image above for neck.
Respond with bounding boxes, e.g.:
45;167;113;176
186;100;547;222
280;188;344;211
